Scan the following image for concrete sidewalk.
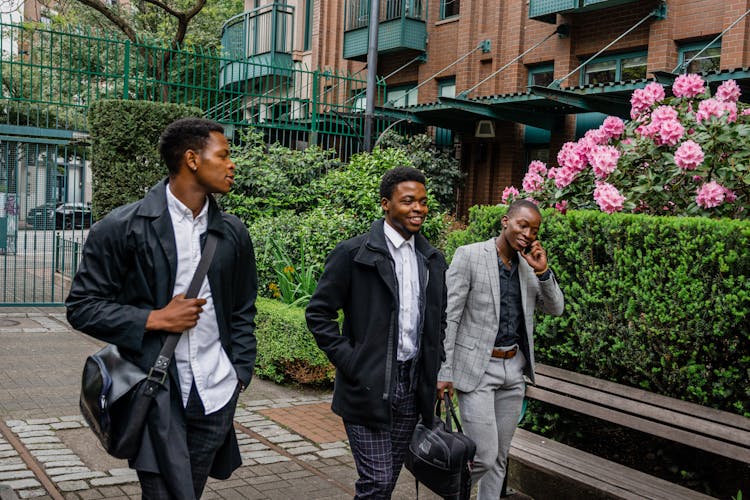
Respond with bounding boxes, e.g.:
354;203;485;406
0;308;454;499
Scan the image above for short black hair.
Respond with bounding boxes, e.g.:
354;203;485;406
159;118;224;175
506;199;541;219
379;166;426;200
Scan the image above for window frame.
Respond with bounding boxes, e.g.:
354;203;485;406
438;77;456;99
678;40;721;74
440;0;460;20
528;64;554;88
387;83;418;108
579;51;648;86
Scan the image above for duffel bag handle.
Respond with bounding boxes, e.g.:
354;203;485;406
435;392;464;434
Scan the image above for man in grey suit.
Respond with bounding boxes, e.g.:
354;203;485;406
437;199;564;499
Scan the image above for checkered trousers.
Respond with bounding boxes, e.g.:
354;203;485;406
344;361;419;499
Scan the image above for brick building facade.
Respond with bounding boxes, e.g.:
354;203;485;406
247;0;750;215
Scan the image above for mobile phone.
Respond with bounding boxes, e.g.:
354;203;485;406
523;243;532;255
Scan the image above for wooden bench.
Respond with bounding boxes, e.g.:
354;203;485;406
507;363;750;500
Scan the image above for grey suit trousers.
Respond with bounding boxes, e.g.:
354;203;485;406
457;348;526;500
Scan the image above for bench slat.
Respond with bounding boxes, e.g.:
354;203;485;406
526;385;750;464
532;373;750;448
535;364;750;432
511;428;715;500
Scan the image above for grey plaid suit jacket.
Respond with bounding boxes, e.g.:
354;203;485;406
438;238;564;391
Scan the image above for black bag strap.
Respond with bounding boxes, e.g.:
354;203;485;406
436;391;464;434
143;232;219;396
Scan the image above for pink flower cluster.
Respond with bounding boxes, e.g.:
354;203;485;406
601;116;625;139
674;140;704;170
522;171;544;193
501;186;519;204
593;182;625;214
630;82;666;118
715;80;740;103
695;181;726;208
696;98;738;124
672;74;706;99
589;145;620;179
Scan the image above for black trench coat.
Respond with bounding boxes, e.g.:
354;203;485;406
66;179;257;499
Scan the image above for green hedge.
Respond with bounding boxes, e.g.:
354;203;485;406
254;297;334;384
88;99;203;219
446;207;750;417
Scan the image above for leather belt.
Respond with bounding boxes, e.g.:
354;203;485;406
491;346;518;359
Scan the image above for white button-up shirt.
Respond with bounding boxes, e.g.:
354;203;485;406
383;221;421;361
166;185;237;414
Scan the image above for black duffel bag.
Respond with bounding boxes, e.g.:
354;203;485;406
405;392;476;500
79;344;150;458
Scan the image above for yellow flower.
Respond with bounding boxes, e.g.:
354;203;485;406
268;283;281;298
283;265;295;275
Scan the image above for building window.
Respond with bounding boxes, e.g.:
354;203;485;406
304;0;313;51
440;0;459;19
438;77;456;98
581;52;647;85
350;89;366;111
679;41;721;74
528;64;554;88
387;84;418;107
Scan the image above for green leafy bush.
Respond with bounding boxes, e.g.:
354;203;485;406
254;297;334;384
88;99;203;218
447;206;750;416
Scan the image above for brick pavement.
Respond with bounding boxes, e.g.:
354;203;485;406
0;308;449;500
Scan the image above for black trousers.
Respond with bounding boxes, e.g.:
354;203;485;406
138;383;239;500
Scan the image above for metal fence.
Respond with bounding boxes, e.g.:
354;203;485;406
0;20;396;304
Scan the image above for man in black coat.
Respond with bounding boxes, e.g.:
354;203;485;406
66;118;257;499
306;166;447;498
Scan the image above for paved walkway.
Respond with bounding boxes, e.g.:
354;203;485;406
0;308;453;499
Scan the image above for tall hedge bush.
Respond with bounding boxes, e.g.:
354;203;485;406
446;207;750;417
88;99;203;218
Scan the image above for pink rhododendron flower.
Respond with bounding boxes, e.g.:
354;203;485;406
600;116;625;139
696;98;725;123
584;128;608;145
527;160;547;176
715;80;741;103
557;142;587;172
630;82;665;117
526;197;540;205
743;108;750;116
547;167;558;179
635;122;658;138
674;140;704;170
695;181;726;208
650;105;679;126
522;171;545;193
723;101;738;123
657;119;685;146
589;145;620;179
501;186;519;204
672;73;706;98
554;200;568;214
724;187;737;203
554;166;577;189
593;182;625;214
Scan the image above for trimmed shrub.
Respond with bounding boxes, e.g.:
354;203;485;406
446;207;750;417
88;99;203;218
254;297;334;384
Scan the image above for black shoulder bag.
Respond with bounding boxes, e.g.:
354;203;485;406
405;392;477;500
79;233;218;459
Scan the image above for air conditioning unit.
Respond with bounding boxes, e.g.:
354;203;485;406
475;120;495;138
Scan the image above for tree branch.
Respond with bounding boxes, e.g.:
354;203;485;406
72;0;138;42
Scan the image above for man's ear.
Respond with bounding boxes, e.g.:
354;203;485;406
184;149;199;171
380;197;389;212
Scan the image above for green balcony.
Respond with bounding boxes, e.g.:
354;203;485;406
343;0;427;62
529;0;639;23
219;3;295;89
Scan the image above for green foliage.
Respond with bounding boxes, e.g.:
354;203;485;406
225;141;451;299
266;236;320;307
254;298;334;384
220;128;342;219
449;206;750;417
88;99;203;219
377;130;465;212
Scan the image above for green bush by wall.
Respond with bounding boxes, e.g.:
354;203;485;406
254;297;334;384
446;207;750;417
88;99;203;219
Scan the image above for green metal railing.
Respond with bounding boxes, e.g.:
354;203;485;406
0;21;394;303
